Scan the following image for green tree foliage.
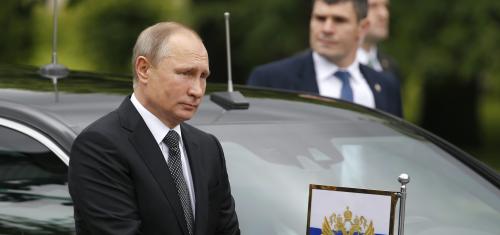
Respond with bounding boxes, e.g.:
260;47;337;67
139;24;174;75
0;0;40;64
25;0;188;73
70;0;190;73
385;0;500;147
191;0;310;83
387;0;500;82
77;1;161;73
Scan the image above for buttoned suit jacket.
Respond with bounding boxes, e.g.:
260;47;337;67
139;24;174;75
68;97;240;235
247;50;402;117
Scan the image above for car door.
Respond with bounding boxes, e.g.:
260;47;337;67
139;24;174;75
0;117;74;235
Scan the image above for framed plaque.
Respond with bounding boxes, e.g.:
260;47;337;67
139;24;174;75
307;184;398;235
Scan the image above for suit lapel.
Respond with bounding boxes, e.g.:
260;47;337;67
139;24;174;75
297;51;320;93
118;98;190;235
359;64;385;110
181;124;208;235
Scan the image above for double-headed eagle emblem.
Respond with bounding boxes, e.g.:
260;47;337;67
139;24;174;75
321;207;375;235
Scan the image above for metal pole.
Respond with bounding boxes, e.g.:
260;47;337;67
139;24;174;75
39;0;69;103
224;12;234;92
51;0;59;64
51;0;59;103
397;173;410;235
52;78;59;103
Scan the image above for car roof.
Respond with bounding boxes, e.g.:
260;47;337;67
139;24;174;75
0;64;396;131
1;64;498;187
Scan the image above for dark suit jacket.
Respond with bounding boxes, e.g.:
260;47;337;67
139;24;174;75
68;97;240;235
247;51;402;117
378;50;404;85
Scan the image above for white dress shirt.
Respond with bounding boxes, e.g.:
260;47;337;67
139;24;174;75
357;47;383;72
130;94;196;216
313;52;375;108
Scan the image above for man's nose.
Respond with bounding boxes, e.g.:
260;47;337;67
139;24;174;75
380;6;389;19
188;77;205;98
322;19;335;34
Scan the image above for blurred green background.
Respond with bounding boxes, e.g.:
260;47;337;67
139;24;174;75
1;0;499;170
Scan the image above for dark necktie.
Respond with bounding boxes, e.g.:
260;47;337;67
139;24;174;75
163;130;194;235
334;70;353;102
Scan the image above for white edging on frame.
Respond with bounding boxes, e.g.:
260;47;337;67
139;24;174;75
0;117;69;165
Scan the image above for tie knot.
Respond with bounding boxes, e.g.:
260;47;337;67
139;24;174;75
334;70;351;83
163;130;180;149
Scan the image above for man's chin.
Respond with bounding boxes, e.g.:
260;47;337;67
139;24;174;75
316;51;342;63
366;32;388;42
176;111;197;122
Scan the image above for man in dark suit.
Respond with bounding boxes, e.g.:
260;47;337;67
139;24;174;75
68;22;240;235
247;0;402;117
357;0;403;84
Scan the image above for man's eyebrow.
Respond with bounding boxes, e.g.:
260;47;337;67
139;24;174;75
332;15;349;21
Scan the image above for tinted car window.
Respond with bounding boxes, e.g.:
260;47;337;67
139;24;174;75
200;121;500;235
0;125;74;234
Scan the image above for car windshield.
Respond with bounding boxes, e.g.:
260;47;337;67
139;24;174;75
198;112;500;235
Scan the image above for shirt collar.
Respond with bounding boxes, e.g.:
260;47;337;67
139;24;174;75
130;93;182;145
357;46;378;65
313;51;362;83
313;52;339;81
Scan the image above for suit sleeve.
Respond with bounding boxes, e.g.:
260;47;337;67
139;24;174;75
395;81;403;118
68;130;142;235
210;134;241;235
389;74;404;118
247;67;268;87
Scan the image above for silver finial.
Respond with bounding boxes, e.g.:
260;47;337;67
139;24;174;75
398;173;410;185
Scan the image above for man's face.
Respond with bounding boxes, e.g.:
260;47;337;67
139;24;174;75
140;32;210;128
365;0;390;43
309;0;367;67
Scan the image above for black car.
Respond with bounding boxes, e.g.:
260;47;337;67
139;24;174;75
0;65;499;234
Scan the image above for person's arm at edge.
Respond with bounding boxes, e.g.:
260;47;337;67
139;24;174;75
247;66;268;86
68;130;141;235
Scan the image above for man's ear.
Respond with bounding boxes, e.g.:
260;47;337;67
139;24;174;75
135;56;151;84
358;18;371;41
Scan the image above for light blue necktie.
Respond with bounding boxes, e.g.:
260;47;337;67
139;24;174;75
334;70;353;102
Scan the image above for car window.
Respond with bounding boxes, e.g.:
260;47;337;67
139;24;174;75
201;123;500;235
0;125;74;234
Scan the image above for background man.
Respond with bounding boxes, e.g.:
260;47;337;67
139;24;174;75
247;0;402;117
357;0;403;83
69;22;240;235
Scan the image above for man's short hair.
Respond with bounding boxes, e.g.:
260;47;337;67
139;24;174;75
131;22;200;83
314;0;368;20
